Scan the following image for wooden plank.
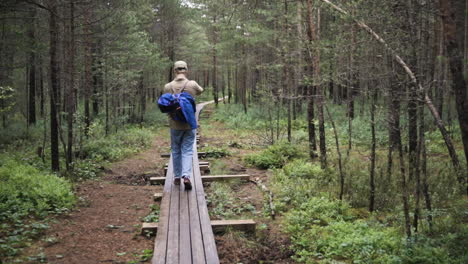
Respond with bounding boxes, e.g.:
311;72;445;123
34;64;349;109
211;220;256;234
151;174;250;184
153;193;163;202
165;179;181;264
192;147;220;264
200;174;250;182
142;222;158;234
142;219;256;234
164;164;210;176
165;161;209;166
150;177;166;184
179;180;191;263
191;104;213;263
188;162;206;263
161;152;206;158
152;158;174;264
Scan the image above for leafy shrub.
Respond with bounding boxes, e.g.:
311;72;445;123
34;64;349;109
283;195;464;263
199;145;231;158
245;141;304;169
270;160;334;212
0;157;75;258
282;159;329;180
287;220;402;263
285;196;355;229
71;159;102;179
0;158;75;220
284;197;400;263
81;126;153;162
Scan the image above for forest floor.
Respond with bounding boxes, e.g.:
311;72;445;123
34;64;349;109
22;105;294;264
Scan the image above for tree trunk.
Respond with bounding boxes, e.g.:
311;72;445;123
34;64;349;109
306;0;318;159
66;0;75;170
315;8;326;169
84;6;91;137
420;98;432;230
406;0;419;183
28;8;36;125
326;105;344;200
439;0;468;189
39;57;44;118
369;87;377;212
397;120;412;238
92;42;102;117
49;0;60;171
346;11;357;157
227;66;232;103
212;17;219;106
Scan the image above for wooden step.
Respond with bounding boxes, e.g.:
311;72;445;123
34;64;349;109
142;219;256;235
211;219;256;234
165;161;209;166
161;152;207;158
150;174;249;185
153;192;163;201
164;164;210;175
197;174;251;182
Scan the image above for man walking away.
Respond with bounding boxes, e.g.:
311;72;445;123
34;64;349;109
164;61;203;190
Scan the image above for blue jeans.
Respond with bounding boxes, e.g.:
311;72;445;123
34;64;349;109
170;129;196;179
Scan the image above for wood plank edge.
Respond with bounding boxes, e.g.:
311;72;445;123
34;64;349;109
153;193;163;201
150;174;250;184
141;219;256;235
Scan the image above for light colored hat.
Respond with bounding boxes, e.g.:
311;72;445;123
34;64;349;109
174;61;188;70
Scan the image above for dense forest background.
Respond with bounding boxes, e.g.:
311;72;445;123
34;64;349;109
1;0;467;263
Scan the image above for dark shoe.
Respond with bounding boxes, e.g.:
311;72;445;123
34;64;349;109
174;178;181;185
183;178;192;190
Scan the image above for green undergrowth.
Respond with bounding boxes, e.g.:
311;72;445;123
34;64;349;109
73;126;155;179
269;159;467;263
206;182;257;220
0;120;160;260
0;157;75;259
199;145;231;158
245;141;305;169
205;102;466;263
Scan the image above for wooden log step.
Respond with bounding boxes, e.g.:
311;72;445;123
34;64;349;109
150;177;166;184
150;174;249;185
211;219;256;234
164;164;210;175
165;161;209;166
141;219;256;235
161;152;207;158
141;222;159;234
198;174;251;182
153;192;163;201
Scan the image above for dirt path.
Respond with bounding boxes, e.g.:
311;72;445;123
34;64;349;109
27;135;169;264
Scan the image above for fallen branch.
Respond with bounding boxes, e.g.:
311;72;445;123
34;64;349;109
250;177;275;220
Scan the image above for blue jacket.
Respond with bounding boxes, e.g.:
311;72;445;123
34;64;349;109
158;92;197;129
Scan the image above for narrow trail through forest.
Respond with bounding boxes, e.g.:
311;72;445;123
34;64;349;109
23;105;295;264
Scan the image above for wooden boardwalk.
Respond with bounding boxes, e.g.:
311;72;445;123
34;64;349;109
152;102;220;264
